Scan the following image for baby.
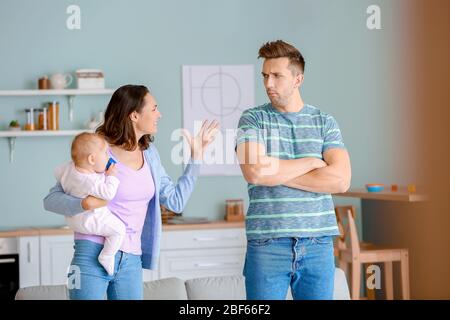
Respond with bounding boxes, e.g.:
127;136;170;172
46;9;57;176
54;132;125;275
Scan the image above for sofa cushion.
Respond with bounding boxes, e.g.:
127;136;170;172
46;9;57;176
185;268;350;300
185;275;246;300
15;278;187;300
15;284;68;300
15;268;350;300
143;277;187;300
333;268;351;300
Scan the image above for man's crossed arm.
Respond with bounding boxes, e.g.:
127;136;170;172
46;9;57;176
236;142;351;193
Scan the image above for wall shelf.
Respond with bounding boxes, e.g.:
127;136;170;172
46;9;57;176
0;88;114;163
0;89;115;121
1;129;94;163
0;89;114;96
0;130;93;138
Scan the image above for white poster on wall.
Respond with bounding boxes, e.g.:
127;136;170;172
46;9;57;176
182;65;255;176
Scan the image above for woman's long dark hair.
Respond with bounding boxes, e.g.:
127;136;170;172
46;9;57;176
96;84;154;151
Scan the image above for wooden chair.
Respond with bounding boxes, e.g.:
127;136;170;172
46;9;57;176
334;205;410;300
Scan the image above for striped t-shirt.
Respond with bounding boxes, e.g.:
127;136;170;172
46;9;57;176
236;103;345;240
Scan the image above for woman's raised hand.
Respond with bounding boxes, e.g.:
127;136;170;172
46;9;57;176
182;120;220;161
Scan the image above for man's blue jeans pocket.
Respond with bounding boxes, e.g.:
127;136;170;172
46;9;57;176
247;238;274;248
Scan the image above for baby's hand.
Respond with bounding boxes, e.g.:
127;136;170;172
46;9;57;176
105;163;117;176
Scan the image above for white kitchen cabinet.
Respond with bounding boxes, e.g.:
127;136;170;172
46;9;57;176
158;228;246;280
38;234;160;283
17;236;40;288
39;235;74;286
15;226;246;286
159;247;246;280
160;228;246;251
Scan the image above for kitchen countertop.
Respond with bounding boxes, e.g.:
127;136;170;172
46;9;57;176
0;220;245;238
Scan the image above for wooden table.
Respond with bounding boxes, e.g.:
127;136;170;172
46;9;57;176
335;187;429;202
334;187;430;299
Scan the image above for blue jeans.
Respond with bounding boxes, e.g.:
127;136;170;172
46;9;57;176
243;236;335;300
67;240;143;300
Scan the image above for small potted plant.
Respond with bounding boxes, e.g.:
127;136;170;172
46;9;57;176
9;120;21;131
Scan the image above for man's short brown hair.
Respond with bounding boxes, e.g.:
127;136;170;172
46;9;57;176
258;40;305;74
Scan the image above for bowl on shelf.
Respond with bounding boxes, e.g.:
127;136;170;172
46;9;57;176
365;184;385;192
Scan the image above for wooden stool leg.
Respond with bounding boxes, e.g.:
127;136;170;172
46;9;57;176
400;252;410;300
384;262;394;300
351;260;361;300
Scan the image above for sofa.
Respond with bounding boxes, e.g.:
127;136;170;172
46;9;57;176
15;268;350;300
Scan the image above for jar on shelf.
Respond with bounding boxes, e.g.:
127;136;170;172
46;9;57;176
24;108;35;131
37;107;47;130
225;199;244;222
38;75;50;90
47;101;59;130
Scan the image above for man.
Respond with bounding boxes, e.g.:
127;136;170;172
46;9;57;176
235;40;351;300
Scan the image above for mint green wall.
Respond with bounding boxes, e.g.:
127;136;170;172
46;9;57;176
0;0;411;230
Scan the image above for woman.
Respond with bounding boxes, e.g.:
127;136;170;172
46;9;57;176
43;84;219;300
